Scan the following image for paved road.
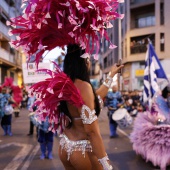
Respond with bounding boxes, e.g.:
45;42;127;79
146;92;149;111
0;107;169;170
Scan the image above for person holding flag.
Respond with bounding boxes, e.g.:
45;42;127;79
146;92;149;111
143;40;169;108
130;41;170;170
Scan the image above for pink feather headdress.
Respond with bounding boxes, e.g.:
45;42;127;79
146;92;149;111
2;77;14;88
8;0;123;65
1;77;23;105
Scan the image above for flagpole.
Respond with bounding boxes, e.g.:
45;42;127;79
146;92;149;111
147;39;152;109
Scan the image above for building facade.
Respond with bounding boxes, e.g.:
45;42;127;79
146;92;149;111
121;0;170;91
0;0;24;86
92;19;119;87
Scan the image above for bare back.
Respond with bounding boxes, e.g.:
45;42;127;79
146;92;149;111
64;79;91;141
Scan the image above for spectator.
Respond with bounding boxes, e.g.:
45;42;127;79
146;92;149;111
162;85;170;108
21;91;28;108
27;95;36;136
30;109;54;160
0;87;13;136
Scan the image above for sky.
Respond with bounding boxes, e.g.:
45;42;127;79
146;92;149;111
42;47;63;63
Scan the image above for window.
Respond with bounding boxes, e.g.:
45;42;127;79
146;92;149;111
160;33;165;52
0;12;8;25
137;16;155;28
10;72;14;79
121;42;123;59
104;57;107;69
10;47;15;55
160;2;164;25
125;39;127;58
4;0;14;6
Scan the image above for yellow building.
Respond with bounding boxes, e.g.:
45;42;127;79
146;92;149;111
121;0;170;91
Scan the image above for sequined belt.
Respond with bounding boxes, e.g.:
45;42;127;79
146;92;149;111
59;134;92;160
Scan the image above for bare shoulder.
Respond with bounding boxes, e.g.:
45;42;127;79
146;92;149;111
74;79;91;91
74;79;93;100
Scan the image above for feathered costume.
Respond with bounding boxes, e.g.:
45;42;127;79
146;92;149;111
1;77;23;107
30;62;84;133
130;94;170;170
9;0;122;133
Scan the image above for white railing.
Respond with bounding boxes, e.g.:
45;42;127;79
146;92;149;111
0;48;10;61
0;22;10;39
0;48;15;64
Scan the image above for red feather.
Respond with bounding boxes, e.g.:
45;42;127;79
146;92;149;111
30;66;84;133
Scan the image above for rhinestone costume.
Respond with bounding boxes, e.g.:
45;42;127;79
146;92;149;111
81;105;97;124
98;95;104;111
60;134;92;160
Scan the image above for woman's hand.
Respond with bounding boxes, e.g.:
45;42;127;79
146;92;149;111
109;64;124;77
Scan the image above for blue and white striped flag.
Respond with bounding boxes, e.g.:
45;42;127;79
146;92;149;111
143;43;169;105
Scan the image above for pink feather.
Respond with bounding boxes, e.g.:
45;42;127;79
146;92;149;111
2;77;14;87
130;111;170;170
9;0;122;65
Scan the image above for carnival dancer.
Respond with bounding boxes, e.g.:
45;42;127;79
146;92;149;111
130;39;170;170
27;94;37;136
0;77;22;136
30;112;54;160
12;86;23;117
130;92;170;170
9;0;124;169
37;120;54;160
0;87;12;136
32;45;123;169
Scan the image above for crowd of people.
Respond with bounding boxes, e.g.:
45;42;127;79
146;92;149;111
104;86;145;138
0;83;56;160
121;90;145;116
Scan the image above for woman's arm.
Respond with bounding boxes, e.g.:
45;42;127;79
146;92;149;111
78;82;112;169
96;64;124;99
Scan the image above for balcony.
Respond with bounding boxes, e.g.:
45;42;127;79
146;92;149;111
0;47;15;64
131;4;155;29
130;34;155;54
134;16;155;28
130;0;155;8
0;22;10;40
130;44;147;54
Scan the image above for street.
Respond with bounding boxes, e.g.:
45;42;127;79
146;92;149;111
0;108;168;170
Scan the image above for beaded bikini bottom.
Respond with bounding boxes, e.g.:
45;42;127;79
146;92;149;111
59;134;92;160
